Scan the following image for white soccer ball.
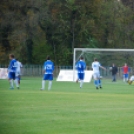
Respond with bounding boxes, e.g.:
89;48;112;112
109;67;112;70
100;76;103;79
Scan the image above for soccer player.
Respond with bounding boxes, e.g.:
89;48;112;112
75;57;86;88
127;74;134;85
40;56;54;90
15;59;23;89
92;58;106;89
122;63;130;82
8;54;18;89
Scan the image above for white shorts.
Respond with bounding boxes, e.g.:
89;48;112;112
130;76;134;81
16;71;21;77
93;72;100;79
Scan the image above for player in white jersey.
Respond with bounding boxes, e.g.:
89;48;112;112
127;74;134;85
92;58;106;89
15;59;23;89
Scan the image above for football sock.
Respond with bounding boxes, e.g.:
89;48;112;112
48;81;52;90
98;79;101;87
94;80;98;87
80;80;83;88
42;80;45;89
10;80;14;88
15;80;19;87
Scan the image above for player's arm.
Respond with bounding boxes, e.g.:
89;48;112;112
100;66;106;71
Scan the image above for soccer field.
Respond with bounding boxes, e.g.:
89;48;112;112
0;77;134;134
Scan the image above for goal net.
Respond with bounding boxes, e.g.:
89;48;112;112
73;48;134;81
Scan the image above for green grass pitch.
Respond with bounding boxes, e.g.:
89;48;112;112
0;77;134;134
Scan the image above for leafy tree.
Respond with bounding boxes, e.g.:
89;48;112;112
0;0;134;65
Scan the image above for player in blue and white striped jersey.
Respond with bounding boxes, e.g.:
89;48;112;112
8;54;18;89
75;57;86;88
40;56;54;90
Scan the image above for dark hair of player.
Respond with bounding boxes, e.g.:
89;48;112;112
94;58;97;61
47;56;50;60
80;56;84;60
9;54;14;58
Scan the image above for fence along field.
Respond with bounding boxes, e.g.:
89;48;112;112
0;65;133;79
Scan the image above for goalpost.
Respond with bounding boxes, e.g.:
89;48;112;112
73;48;134;81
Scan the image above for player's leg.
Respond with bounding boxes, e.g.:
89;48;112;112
17;72;21;84
77;73;83;88
93;73;99;89
80;73;84;88
115;74;117;81
41;80;45;90
112;74;114;81
123;74;126;82
8;72;14;89
98;74;102;88
18;75;20;85
13;72;18;88
123;74;128;82
112;74;116;81
15;77;20;89
76;73;80;84
98;80;102;88
126;74;129;81
15;72;20;89
41;74;47;90
48;74;53;90
76;73;80;83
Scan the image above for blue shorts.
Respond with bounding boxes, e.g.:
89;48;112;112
43;74;53;80
8;72;16;80
78;73;84;80
123;74;128;78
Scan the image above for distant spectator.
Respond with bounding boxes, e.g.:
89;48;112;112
111;63;118;82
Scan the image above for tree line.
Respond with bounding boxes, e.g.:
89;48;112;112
0;0;134;65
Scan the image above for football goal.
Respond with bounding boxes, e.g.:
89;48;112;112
73;48;134;81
